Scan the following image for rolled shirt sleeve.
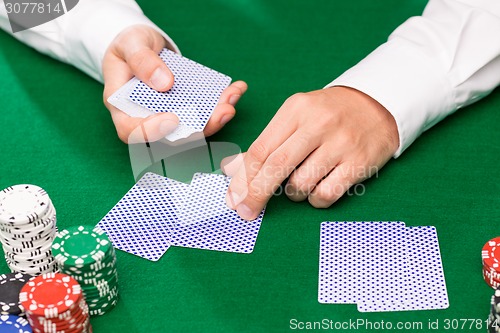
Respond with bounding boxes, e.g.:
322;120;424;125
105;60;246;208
0;0;179;82
326;0;500;157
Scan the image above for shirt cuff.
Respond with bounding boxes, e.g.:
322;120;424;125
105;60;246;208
63;0;179;83
325;37;455;158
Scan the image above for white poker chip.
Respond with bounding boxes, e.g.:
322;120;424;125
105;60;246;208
0;184;58;275
1;204;56;236
0;185;50;225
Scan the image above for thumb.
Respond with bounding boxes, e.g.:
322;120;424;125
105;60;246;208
125;48;174;92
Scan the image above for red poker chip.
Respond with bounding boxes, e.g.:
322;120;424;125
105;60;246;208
482;237;500;270
483;270;500;289
483;261;500;273
19;273;82;318
28;301;88;332
484;266;500;281
30;306;86;331
484;268;500;285
19;272;92;333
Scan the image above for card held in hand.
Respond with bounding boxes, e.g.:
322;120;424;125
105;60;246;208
108;48;232;141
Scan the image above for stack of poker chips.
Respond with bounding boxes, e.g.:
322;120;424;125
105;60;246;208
52;225;119;316
0;314;32;333
0;273;32;317
488;288;500;333
19;272;92;333
0;185;57;275
483;237;500;288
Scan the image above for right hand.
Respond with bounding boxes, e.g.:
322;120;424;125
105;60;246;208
224;86;400;220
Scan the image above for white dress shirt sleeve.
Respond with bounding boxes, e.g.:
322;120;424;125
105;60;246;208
327;0;500;157
0;0;179;83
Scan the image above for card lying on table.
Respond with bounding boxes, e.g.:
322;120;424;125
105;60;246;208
108;48;232;141
97;172;265;261
318;221;449;312
170;173;265;253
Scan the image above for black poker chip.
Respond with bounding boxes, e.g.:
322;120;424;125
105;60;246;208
0;272;32;316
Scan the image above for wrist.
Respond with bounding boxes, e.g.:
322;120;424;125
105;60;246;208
327;86;400;156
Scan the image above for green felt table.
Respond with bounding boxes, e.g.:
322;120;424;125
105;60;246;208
1;0;499;332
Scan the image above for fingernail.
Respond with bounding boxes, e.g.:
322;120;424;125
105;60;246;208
226;191;241;209
229;95;241;106
151;68;171;91
225;193;235;209
237;204;255;221
160;120;177;134
220;114;234;126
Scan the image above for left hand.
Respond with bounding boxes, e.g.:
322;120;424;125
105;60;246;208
102;24;248;143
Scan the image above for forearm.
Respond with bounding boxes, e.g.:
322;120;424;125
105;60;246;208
0;0;179;82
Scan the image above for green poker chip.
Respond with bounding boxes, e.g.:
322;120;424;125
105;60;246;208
52;225;111;267
52;225;119;316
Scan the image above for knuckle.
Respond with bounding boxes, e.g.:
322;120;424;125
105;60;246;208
335;131;358;150
286;175;300;191
117;130;130;143
314;183;342;203
285;92;311;106
245;186;268;205
224;86;240;96
287;173;311;194
267;150;290;169
247;141;269;163
232;172;250;188
285;180;310;202
128;49;152;71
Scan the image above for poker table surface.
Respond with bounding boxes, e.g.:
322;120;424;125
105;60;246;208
1;0;500;332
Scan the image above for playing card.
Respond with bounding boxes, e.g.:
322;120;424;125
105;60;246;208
177;173;231;225
360;226;449;312
108;48;232;141
318;221;359;304
169;173;265;253
318;221;449;312
98;171;266;260
318;221;406;306
356;222;408;312
404;226;449;310
96;172;188;261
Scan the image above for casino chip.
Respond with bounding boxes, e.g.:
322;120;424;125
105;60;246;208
19;272;92;333
0;185;58;275
0;273;32;316
0;314;32;333
52;226;119;316
482;237;500;289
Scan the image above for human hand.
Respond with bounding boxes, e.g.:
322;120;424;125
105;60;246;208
102;24;247;143
224;86;400;220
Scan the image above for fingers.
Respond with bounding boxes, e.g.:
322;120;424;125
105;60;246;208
221;153;245;176
204;81;248;137
111;25;174;92
226;114;296;211
103;52;135;97
123;47;174;92
225;94;309;219
219;81;248;106
103;54;179;143
228;130;319;220
285;147;340;202
308;162;358;208
110;109;179;143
